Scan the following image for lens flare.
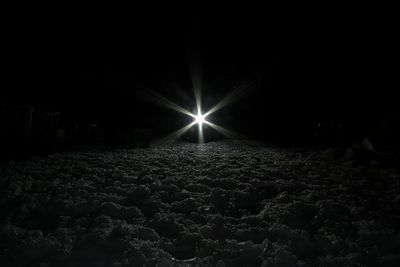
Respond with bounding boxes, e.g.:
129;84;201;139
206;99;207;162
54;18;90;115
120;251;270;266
139;71;254;143
195;113;205;125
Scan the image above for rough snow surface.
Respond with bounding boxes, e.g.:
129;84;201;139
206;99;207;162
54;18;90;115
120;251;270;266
0;141;399;266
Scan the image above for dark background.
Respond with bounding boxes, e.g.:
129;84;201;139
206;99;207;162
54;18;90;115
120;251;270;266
2;10;398;146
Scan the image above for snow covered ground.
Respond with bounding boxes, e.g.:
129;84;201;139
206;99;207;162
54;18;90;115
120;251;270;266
0;141;399;266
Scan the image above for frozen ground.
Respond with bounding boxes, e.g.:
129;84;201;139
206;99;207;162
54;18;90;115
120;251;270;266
0;141;399;266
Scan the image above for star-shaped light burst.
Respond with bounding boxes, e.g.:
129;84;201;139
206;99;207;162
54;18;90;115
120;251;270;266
143;70;256;144
152;86;253;145
195;113;206;125
193;112;207;144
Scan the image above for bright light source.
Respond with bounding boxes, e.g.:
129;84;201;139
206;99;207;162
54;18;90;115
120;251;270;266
142;65;250;143
195;113;205;125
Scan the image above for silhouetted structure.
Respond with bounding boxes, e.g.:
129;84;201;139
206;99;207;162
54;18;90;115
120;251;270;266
0;105;33;160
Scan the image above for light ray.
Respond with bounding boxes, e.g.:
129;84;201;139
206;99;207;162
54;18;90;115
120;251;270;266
204;121;245;140
189;52;203;115
139;88;195;118
204;76;256;117
193;77;202;115
194;112;206;143
155;121;197;146
194;113;206;125
198;123;204;143
131;70;253;144
150;90;196;118
128;81;195;118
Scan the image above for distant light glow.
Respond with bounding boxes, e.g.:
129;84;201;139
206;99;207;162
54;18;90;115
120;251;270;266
195;113;205;125
143;69;254;143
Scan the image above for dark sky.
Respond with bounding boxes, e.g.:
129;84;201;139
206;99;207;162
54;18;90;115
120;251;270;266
2;11;398;141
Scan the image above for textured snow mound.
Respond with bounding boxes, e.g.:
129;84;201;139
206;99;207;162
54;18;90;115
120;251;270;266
1;141;399;266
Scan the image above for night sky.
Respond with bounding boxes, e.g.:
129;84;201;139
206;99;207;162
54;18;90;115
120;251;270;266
3;11;398;144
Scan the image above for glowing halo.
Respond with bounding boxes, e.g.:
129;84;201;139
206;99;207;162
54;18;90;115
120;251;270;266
140;74;254;143
194;113;206;125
